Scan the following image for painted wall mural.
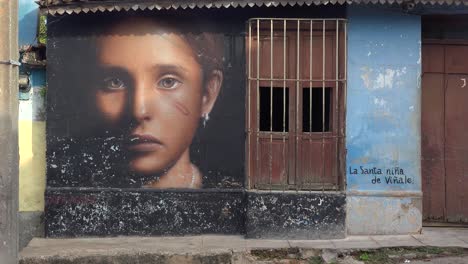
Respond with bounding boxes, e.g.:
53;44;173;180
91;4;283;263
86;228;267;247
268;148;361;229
45;7;349;238
47;13;245;190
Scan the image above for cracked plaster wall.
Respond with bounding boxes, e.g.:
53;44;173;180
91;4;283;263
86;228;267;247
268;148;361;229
346;6;422;235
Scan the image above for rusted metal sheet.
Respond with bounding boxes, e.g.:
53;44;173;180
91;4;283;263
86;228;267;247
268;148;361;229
38;0;468;15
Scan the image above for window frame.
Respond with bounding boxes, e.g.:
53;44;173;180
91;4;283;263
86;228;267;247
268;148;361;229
245;18;347;191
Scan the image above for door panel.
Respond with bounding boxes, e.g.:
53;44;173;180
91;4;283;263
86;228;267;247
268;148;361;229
422;45;444;73
296;136;336;187
257;136;290;187
422;42;468;223
248;32;296;187
299;33;336;80
445;46;468;74
421;72;446;221
444;74;468;223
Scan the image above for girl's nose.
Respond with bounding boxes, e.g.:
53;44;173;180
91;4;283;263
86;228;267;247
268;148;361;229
131;82;153;122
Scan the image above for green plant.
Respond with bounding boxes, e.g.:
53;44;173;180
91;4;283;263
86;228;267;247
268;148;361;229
359;252;370;261
308;256;324;264
38;15;47;45
39;87;47;98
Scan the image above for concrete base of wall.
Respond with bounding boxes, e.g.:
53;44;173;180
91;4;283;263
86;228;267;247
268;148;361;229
19;211;44;250
45;189;245;237
46;189;347;239
346;193;422;235
246;191;346;240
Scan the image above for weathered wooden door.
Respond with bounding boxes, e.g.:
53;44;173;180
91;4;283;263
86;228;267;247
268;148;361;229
422;41;468;223
246;19;346;190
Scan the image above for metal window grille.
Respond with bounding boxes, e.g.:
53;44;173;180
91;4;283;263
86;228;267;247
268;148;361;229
246;18;347;191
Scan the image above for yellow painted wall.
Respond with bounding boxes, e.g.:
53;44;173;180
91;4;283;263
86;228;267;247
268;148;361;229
19;120;46;212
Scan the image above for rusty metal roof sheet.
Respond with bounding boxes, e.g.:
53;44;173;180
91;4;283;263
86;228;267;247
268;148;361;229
38;0;468;15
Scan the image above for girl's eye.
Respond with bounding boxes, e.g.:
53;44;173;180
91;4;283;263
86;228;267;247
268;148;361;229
158;77;181;90
103;77;125;90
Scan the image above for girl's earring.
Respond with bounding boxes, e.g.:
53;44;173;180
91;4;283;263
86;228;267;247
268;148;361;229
203;113;210;128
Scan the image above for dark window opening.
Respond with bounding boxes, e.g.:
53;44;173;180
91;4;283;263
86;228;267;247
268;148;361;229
302;87;331;132
259;87;289;132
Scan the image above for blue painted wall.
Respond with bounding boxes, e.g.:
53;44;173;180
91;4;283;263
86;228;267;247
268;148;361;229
346;6;421;193
30;69;46;87
19;0;40;47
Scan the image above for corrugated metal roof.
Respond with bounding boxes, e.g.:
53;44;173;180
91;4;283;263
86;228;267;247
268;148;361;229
38;0;468;15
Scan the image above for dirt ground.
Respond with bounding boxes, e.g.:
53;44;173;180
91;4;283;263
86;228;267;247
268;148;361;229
248;246;468;264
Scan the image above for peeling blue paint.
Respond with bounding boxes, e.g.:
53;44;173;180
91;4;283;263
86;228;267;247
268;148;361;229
346;6;421;192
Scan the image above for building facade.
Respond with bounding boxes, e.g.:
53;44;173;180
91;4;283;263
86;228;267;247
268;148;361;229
18;0;47;249
32;0;468;240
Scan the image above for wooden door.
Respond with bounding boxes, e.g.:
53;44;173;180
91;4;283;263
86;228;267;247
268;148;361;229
248;31;297;188
295;32;339;188
247;20;345;190
422;41;468;223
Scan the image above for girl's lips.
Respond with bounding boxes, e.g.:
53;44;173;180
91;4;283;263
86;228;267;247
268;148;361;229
126;134;163;152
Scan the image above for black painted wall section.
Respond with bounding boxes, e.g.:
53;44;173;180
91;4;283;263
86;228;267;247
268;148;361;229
46;190;347;239
246;192;346;239
45;189;245;237
45;6;348;239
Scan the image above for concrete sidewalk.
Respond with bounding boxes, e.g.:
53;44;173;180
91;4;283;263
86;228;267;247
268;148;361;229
19;227;468;263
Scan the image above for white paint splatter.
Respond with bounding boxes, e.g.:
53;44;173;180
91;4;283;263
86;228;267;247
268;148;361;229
318;198;324;206
375;69;395;89
373;97;387;107
361;67;408;90
396;67;407;77
360;66;373;89
417;41;422;64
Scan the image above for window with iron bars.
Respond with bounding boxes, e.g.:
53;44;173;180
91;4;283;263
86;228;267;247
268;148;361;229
246;18;347;191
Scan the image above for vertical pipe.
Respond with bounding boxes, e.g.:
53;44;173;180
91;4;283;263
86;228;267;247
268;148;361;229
309;20;313;188
321;20;326;191
283;19;287;189
248;20;252;189
334;20;339;190
342;21;348;189
270;19;273;188
0;0;19;263
309;21;313;134
256;19;260;186
283;20;287;134
296;20;300;188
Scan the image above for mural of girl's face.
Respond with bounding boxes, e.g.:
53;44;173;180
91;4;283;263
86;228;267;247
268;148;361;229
94;18;221;177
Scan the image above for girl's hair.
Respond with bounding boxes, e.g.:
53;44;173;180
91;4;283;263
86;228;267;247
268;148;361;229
183;32;224;84
99;15;225;85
